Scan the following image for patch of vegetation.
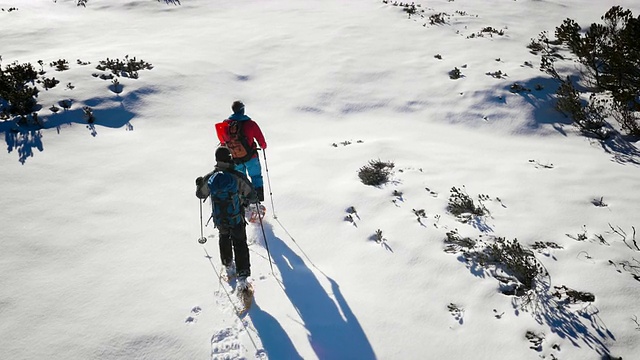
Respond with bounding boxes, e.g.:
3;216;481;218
551;285;595;304
50;59;69;72
607;224;639;251
82;106;95;124
344;206;358;226
449;67;462;79
332;139;363;147
510;83;531;93
371;229;385;243
591;196;608;207
608;259;640;282
447;303;464;323
110;78;123;95
447;186;485;218
382;1;423;17
536;6;640;138
486;70;507;79
531;241;563;251
444;231;547;297
444;229;476;253
429;12;449;25
40;77;60;90
467;26;505;39
95;55;153;79
358;159;394;186
528;159;554;169
0;60;39;116
525;331;544;352
485;238;545;291
412;208;426;220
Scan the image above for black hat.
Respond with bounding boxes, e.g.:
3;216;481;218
232;100;245;114
215;146;233;163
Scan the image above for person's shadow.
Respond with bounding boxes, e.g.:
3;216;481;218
250;222;376;359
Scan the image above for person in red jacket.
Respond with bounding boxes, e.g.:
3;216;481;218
225;100;267;202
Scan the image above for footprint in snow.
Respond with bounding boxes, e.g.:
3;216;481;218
185;306;202;324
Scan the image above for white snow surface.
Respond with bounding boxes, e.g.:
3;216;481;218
1;0;640;359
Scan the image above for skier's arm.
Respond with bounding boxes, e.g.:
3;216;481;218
248;121;267;149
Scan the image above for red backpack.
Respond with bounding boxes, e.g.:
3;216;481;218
215;120;255;163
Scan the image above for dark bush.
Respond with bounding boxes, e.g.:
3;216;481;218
552;6;640;136
358;159;394;186
0;61;39;115
447;187;485;217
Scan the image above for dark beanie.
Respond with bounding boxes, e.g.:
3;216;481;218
232;100;245;114
215;146;233;163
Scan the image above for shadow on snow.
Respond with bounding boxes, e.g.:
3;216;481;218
251;221;376;360
509;76;640;166
0;90;149;164
457;251;615;357
528;281;615;357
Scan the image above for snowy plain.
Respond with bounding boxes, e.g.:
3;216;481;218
1;0;640;359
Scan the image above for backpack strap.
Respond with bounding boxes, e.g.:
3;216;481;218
227;169;258;204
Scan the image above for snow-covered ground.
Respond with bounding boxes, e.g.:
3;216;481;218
1;1;639;359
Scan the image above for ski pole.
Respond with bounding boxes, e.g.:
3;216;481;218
262;149;277;219
198;199;207;244
255;200;275;276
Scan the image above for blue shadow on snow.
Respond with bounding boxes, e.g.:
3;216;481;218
0;90;147;164
508;76;640;166
250;222;376;360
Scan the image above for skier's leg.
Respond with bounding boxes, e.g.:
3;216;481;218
230;223;251;278
234;162;248;178
245;157;264;200
245;157;263;188
218;228;233;266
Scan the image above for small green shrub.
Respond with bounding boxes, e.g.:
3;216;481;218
540;6;640;137
370;229;386;244
95;55;153;79
444;229;476;253
0;61;39;115
49;59;69;72
429;13;448;25
358;159;394;186
551;285;595;303
40;77;60;90
486;238;543;291
447;187;485;217
449;67;462;79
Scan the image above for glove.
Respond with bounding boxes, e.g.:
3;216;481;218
195;176;203;186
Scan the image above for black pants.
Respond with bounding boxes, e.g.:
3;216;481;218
218;222;251;278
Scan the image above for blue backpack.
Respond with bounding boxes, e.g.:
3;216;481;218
208;171;244;228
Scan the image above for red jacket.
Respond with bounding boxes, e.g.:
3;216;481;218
226;118;267;154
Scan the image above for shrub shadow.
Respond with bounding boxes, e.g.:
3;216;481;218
509;76;640;165
451;238;615;356
0;89;150;164
526;281;615;357
506;76;569;134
